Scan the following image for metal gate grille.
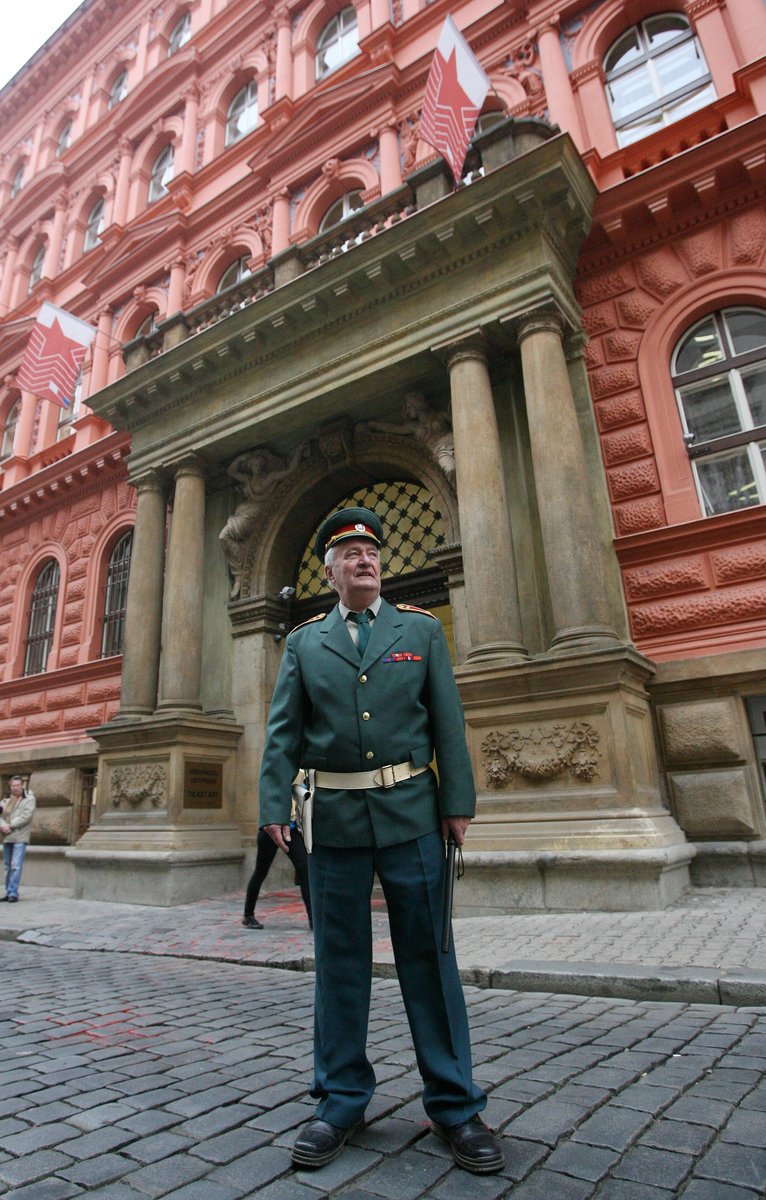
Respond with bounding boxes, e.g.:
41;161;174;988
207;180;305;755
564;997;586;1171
296;480;446;599
101;531;133;658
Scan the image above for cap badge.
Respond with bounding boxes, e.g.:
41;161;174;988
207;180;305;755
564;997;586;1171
355;523;365;532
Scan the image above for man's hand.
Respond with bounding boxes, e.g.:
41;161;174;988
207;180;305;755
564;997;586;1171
441;816;472;846
264;823;292;852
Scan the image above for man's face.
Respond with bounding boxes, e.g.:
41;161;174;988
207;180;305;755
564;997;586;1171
9;779;23;796
325;538;381;610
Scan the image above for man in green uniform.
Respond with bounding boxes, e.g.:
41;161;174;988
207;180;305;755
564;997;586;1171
259;506;502;1175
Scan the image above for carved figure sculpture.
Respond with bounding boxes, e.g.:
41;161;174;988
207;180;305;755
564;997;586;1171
219;443;305;597
367;391;456;487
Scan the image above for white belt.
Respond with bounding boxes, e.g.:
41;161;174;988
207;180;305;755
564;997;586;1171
313;761;428;790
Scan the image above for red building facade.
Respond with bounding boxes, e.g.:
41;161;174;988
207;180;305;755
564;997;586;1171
1;0;764;901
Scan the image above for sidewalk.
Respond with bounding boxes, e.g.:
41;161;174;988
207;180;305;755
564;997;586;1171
3;883;766;1007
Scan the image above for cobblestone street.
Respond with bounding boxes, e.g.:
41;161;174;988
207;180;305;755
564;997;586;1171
1;939;765;1199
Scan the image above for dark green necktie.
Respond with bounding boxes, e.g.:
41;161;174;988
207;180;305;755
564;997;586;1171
350;610;372;656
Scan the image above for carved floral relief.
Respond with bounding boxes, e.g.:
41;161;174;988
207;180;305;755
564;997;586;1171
481;723;601;787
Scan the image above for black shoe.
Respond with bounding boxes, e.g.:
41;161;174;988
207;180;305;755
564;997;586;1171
242;916;263;929
432;1115;503;1174
291;1118;360;1169
7;897;18;904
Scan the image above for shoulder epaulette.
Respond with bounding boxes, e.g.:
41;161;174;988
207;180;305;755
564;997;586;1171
289;612;326;635
396;603;436;618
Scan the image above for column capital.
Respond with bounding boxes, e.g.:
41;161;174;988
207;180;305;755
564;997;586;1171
506;303;566;348
131;467;169;495
171;455;207;482
432;330;490;370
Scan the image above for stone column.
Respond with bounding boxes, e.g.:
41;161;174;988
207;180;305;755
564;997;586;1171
158;458;206;712
271;188;290;255
118;471;168;718
12;390;37;458
378;122;402;195
516;309;621;654
45;192;68;280
724;0;766;57
89;309;113;395
440;335;527;662
0;239;18;315
177;87;199;177
274;7;292;100
111;139;133;228
536;21;586;150
686;0;738;95
166;256;187;317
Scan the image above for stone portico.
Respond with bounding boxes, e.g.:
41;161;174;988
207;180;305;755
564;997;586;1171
76;124;692;910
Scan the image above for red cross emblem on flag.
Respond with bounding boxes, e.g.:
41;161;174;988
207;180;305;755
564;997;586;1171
419;16;491;183
16;302;96;409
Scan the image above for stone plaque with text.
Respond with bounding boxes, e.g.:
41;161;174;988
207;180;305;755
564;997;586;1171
183;761;223;809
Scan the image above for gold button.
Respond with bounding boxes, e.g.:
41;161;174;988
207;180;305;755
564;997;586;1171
362;711;370;721
359;675;367;683
365;750;374;760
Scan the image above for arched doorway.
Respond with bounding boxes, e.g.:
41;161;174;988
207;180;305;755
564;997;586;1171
291;479;456;659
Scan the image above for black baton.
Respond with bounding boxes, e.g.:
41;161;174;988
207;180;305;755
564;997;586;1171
441;833;457;953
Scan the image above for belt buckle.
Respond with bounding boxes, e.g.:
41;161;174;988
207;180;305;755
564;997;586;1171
379;763;396;789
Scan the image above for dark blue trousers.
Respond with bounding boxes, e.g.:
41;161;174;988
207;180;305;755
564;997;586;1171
308;829;486;1128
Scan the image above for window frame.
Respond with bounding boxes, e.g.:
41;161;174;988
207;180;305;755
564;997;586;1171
315;5;359;80
108;69;128;110
55;120;72;158
10;163;24;199
148;144;174;203
28;244;46;293
672;306;766;516
1;398;20;461
23;559;60;677
167;11;191;57
217;256;253;292
101;530;133;658
604;14;715;147
83;197;105;252
225;80;259;146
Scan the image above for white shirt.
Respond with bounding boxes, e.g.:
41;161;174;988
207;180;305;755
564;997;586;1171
339;596;382;646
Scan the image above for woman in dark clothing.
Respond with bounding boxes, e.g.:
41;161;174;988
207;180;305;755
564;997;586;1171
242;826;312;929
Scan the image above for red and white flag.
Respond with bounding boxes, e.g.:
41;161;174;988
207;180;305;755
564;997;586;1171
419;15;491;183
16;302;95;409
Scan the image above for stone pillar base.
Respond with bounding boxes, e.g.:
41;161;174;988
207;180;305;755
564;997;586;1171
456;647;692;909
454;845;693;914
74;712;244;906
66;847;245;906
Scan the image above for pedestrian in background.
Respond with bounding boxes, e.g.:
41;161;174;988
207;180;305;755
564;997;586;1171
242;824;312;930
1;774;36;903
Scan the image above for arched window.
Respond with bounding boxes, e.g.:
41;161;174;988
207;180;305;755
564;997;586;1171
135;311;160;339
1;399;20;460
604;14;714;147
226;81;259;146
673;306;766;515
28;244;46;293
217;256;253;291
24;560;60;676
84;198;105;252
56;120;72;157
108;69;128;110
10;163;24;198
316;6;358;79
167;11;191;56
101;531;133;657
148;144;174;202
319;189;364;231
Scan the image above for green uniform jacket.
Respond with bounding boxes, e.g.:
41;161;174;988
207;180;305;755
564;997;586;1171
258;599;476;848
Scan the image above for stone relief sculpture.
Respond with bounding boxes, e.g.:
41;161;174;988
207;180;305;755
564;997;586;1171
111;764;167;809
366;392;456;488
219;444;306;597
481;723;601;787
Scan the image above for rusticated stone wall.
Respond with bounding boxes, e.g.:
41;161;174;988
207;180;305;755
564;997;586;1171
577;205;766;658
0;477;134;744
